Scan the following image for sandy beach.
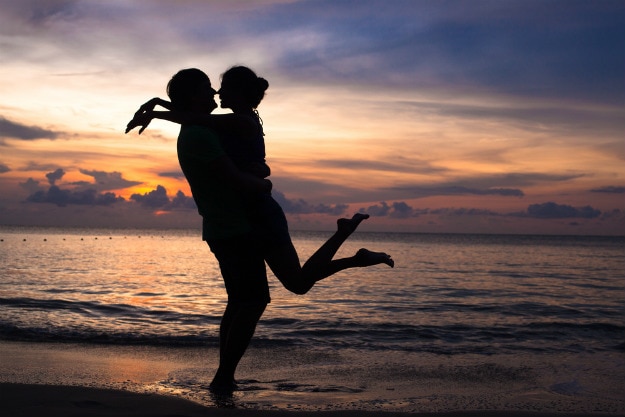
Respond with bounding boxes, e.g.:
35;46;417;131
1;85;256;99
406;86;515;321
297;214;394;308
2;383;624;417
1;340;623;416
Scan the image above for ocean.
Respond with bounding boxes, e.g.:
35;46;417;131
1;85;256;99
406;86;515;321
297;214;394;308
1;226;624;412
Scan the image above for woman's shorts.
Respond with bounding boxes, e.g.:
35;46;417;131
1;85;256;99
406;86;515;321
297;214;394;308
248;194;292;251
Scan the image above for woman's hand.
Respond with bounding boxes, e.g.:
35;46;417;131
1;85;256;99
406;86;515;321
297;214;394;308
136;97;172;114
125;98;172;134
125;111;154;134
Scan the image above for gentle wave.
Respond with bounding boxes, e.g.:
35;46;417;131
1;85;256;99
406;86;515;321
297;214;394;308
1;295;623;355
1;228;624;356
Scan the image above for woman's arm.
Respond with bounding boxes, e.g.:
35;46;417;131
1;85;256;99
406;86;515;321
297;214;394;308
125;98;173;134
126;108;258;138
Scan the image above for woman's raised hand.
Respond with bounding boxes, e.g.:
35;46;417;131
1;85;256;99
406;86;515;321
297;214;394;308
125;111;154;134
125;97;171;134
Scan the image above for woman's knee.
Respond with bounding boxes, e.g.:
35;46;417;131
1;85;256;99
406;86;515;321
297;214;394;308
281;280;311;295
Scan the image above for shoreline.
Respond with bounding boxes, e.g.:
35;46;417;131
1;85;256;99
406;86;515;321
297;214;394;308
1;340;624;415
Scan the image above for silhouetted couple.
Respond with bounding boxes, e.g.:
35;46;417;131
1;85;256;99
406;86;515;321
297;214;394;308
126;66;393;393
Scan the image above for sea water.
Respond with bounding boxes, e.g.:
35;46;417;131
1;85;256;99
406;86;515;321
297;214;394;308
1;226;623;354
1;226;624;411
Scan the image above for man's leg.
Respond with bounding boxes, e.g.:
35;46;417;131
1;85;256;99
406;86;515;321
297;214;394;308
211;301;267;391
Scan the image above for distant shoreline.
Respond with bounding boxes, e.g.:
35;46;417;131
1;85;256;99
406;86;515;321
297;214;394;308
1;223;624;238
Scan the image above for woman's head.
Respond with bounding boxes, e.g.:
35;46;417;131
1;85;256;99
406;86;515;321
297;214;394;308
219;66;269;110
167;68;216;112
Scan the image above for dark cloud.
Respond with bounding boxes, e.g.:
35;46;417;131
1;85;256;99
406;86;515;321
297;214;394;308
404;100;625;136
26;186;124;207
19;178;41;193
359;200;604;221
360;201;428;218
464;173;584;188
0;163;10;173
272;190;347;215
130;185;170;208
158;171;185;179
390;172;589;200
360;201;499;219
430;207;500;217
170;190;197;210
261;0;624;107
0;116;59;141
315;158;448;175
600;208;623;219
46;168;65;185
523;202;601;219
24;183;195;211
130;185;196;210
395;185;524;198
591;186;625;194
18;162;62;172
78;169;142;191
388;201;416;219
361;201;391;217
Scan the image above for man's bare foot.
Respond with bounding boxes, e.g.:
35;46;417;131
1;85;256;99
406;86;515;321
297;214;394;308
337;213;370;235
354;248;394;268
209;378;238;394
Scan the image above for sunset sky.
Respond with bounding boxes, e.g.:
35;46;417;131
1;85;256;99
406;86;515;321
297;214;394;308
1;0;624;235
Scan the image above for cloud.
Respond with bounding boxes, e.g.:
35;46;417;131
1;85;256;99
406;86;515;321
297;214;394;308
315;157;448;175
358;200;605;221
23;183;195;211
46;168;65;185
523;202;602;219
130;185;170;208
0;116;59;141
78;169;142;191
389;172;590;201
359;201;500;219
158;171;185;179
18;162;62;172
430;207;500;217
19;178;42;193
433;173;584;190
359;201;429;219
25;186;124;207
404;100;625;137
0;163;10;173
130;185;196;210
272;190;347;215
591;186;625;194
262;1;624;105
388;201;416;219
395;185;524;198
170;190;197;210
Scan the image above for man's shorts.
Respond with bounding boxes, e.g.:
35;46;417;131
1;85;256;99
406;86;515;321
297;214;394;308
207;234;270;304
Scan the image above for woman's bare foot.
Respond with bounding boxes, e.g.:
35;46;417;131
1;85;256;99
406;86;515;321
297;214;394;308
337;213;370;235
354;248;394;268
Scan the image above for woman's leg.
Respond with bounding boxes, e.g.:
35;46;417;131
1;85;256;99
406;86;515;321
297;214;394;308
265;213;393;295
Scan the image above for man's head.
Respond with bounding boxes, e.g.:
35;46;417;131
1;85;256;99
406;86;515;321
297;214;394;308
167;68;217;112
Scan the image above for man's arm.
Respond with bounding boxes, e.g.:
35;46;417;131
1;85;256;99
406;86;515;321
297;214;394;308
211;154;272;195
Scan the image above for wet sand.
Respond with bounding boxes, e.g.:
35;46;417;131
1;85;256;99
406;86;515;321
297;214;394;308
1;341;623;416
